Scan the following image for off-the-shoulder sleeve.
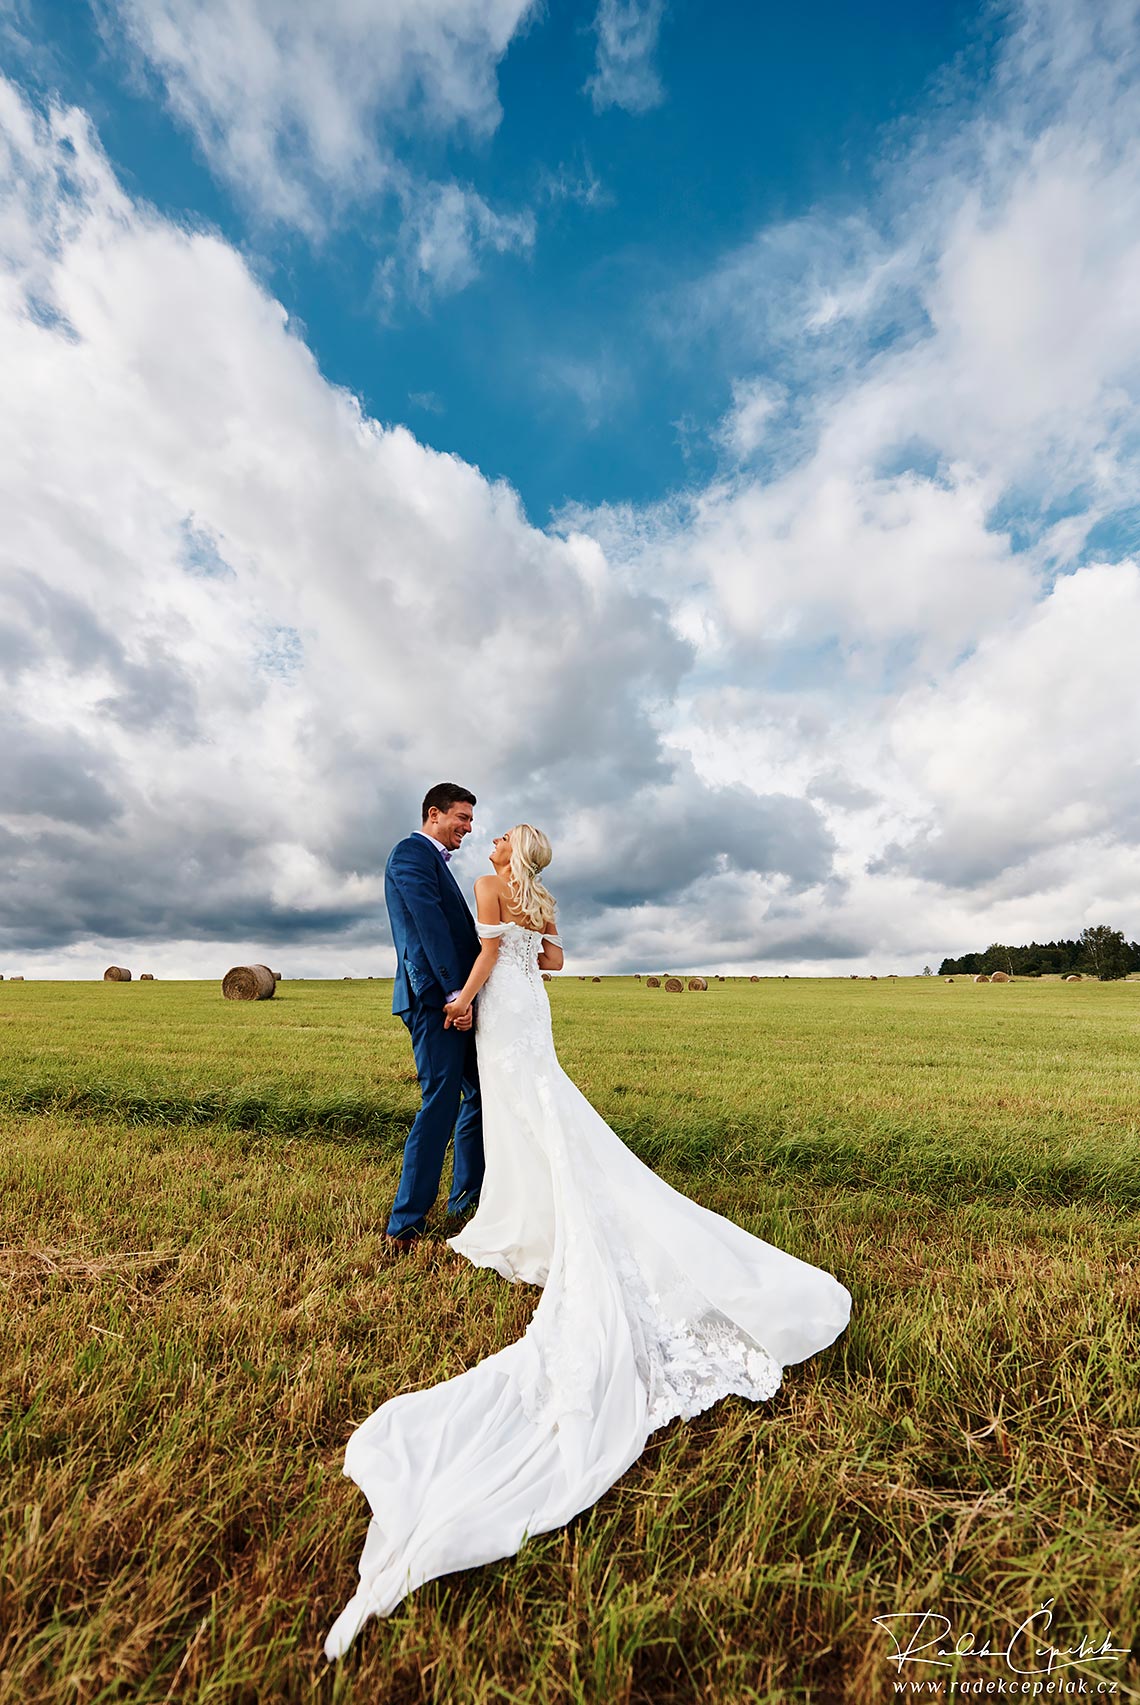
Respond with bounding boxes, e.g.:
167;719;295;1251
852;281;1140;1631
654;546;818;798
476;921;507;939
541;932;562;946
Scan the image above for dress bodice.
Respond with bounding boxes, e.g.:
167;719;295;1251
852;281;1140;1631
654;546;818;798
476;919;560;977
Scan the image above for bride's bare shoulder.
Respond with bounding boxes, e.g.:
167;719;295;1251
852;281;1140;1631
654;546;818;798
474;873;510;917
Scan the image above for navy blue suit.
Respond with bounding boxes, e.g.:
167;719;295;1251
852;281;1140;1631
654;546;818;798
384;833;484;1236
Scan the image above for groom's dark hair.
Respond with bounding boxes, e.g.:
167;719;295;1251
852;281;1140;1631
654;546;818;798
422;782;476;822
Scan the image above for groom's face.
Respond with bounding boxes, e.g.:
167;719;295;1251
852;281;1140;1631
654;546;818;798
428;800;474;850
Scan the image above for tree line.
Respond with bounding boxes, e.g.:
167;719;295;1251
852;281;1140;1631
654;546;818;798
939;925;1139;981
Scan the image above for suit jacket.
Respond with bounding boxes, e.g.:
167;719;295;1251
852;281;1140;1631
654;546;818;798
385;834;480;1017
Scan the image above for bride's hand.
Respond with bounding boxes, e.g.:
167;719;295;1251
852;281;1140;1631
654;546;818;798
444;998;472;1030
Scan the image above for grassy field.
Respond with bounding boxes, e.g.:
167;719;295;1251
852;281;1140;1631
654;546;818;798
1;975;1138;1704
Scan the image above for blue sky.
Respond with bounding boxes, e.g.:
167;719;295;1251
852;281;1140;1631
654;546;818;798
20;0;985;520
2;0;1139;977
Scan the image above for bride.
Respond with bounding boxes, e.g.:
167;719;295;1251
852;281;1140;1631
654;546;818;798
324;825;851;1659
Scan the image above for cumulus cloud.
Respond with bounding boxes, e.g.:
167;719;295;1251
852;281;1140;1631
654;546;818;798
6;0;1140;980
585;0;665;115
560;0;1140;968
0;76;832;976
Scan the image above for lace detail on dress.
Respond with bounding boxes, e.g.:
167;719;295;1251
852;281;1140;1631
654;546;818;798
475;922;555;1078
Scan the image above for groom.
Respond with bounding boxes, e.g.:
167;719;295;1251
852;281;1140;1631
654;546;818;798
383;783;484;1244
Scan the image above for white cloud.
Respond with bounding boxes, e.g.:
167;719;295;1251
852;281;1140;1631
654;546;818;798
379;178;535;305
6;0;1140;979
716;378;783;461
560;0;1140;968
585;0;665;116
883;560;1140;885
0;77;831;977
98;0;536;232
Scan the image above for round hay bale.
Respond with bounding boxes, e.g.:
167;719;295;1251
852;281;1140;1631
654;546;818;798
664;977;683;993
222;964;276;1001
272;971;282;981
688;977;708;991
103;965;131;981
634;973;641;981
850;974;858;979
749;975;759;983
646;976;661;988
1064;974;1082;982
542;972;552;982
989;970;1011;983
140;973;155;980
591;976;602;983
578;976;586;981
945;977;955;983
10;975;23;981
973;973;990;983
869;975;878;981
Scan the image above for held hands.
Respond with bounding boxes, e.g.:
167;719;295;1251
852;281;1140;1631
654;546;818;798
444;998;473;1031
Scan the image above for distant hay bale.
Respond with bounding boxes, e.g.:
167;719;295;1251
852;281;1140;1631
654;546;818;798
578;976;586;981
973;973;990;983
646;976;661;988
222;963;276;1001
749;975;759;983
542;973;552;982
688;977;708;991
103;965;131;981
140;973;155;980
664;977;683;993
945;978;955;983
592;976;602;983
10;975;23;982
272;971;282;981
715;975;725;981
634;973;641;981
989;970;1011;983
850;974;858;979
1064;974;1082;981
869;975;878;981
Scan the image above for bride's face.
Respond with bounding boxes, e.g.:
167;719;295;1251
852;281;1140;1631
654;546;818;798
490;831;512;870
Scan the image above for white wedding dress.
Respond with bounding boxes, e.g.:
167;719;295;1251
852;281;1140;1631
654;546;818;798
324;923;851;1659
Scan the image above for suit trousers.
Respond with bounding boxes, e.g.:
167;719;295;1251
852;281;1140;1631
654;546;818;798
387;999;483;1236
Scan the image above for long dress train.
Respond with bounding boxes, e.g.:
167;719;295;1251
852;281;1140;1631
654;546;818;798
324;923;851;1658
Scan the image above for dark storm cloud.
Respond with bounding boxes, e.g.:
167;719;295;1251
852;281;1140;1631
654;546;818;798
0;717;122;828
757;928;866;961
554;770;835;913
0;819;390;952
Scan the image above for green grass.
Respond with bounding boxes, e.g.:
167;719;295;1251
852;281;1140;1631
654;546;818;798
1;976;1138;1703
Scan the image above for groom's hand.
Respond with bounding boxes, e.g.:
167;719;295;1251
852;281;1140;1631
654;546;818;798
444;998;473;1031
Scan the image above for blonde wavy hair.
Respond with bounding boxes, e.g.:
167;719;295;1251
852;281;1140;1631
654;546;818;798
505;823;557;930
